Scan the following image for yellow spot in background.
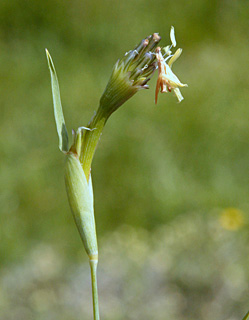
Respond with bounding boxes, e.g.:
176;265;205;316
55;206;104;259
220;208;245;231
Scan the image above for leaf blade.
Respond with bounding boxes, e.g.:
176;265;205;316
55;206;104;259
46;49;69;152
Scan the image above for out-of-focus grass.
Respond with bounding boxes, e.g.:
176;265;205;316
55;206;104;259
0;0;248;318
0;212;248;320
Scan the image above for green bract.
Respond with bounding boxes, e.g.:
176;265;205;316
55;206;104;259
65;153;98;259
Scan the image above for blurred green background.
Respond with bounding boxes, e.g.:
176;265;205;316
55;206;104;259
0;0;249;319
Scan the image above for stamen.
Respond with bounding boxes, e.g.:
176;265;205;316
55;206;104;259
170;26;177;47
162;45;173;57
164;54;174;62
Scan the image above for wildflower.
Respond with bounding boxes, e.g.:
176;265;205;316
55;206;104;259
220;208;245;231
46;31;186;320
155;27;187;103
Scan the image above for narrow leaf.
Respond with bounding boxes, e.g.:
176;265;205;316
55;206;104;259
45;49;69;152
242;311;249;320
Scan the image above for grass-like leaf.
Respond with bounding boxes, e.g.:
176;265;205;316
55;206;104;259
242;311;249;320
46;49;69;152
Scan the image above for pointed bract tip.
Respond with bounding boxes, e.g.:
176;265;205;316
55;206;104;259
45;49;55;73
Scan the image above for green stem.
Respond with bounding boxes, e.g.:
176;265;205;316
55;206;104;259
90;259;100;320
80;106;108;180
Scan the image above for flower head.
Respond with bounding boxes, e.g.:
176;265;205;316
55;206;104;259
155;27;187;103
100;33;161;117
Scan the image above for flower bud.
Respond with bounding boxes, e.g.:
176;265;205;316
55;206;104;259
64;152;98;260
99;33;161;117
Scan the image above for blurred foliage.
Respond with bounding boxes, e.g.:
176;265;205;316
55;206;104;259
1;213;248;320
0;0;248;319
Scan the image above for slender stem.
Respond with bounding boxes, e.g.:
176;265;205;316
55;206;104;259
90;259;100;320
80;106;108;180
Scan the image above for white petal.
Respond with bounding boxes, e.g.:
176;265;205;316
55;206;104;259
170;26;176;47
165;64;185;88
173;88;184;102
168;48;182;67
